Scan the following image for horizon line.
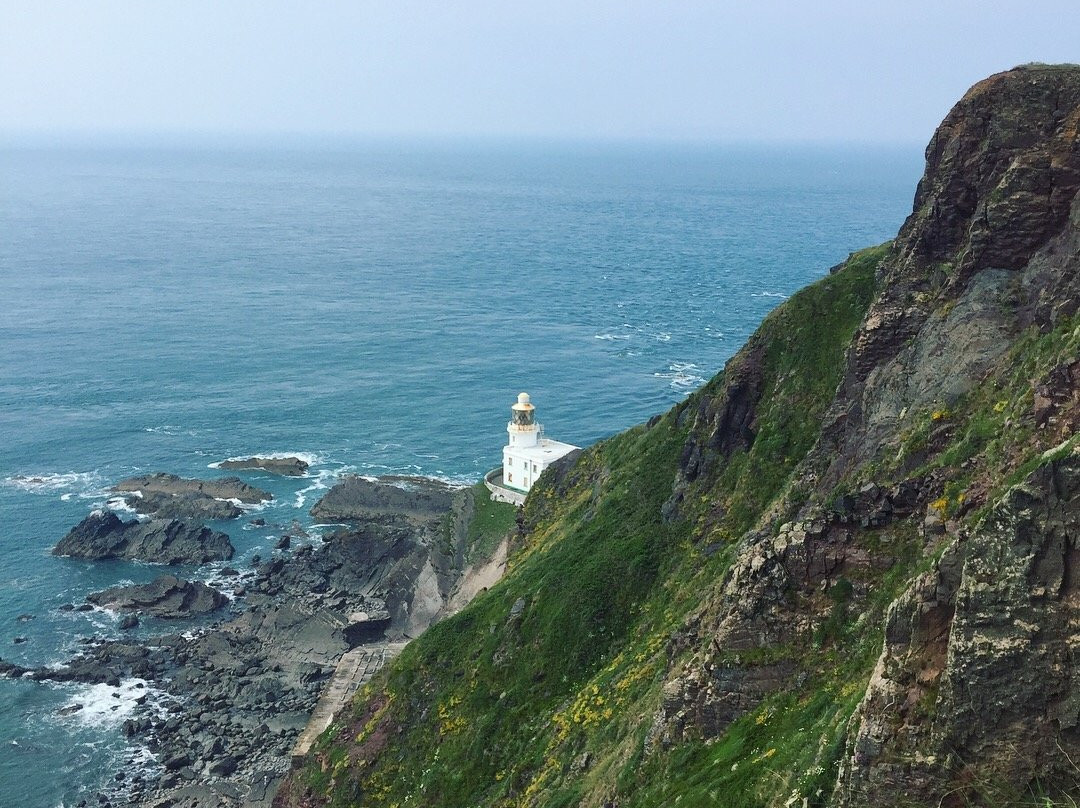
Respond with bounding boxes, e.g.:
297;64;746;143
0;128;927;151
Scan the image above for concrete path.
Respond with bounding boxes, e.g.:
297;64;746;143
291;641;408;758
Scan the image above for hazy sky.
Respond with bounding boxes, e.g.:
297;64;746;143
2;0;1077;143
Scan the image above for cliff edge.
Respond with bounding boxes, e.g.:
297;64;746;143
275;64;1080;808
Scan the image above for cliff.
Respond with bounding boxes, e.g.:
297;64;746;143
275;64;1080;808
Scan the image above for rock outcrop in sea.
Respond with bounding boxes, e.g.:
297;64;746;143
53;511;235;564
113;472;272;521
216;457;310;476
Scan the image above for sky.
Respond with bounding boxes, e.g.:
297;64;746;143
1;0;1078;144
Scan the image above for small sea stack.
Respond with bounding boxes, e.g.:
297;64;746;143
216;456;311;476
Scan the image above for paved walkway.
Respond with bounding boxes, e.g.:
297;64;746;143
484;468;526;506
291;640;408;758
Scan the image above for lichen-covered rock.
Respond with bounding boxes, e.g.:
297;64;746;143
835;448;1080;805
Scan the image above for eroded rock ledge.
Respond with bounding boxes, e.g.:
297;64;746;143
113;473;272;521
87;575;230;620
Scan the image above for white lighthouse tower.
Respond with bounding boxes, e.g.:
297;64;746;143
490;392;578;503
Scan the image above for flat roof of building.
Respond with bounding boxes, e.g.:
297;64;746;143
505;438;579;462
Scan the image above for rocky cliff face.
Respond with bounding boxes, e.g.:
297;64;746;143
836;447;1080;805
277;65;1080;808
649;63;1080;805
818;64;1080;486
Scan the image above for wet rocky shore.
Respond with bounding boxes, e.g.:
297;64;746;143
1;467;508;808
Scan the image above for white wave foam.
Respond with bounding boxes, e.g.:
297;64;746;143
594;333;630;341
142;425;197;437
752;291;789;299
654;361;706;393
104;496;139;517
429;472;479;488
654;332;672;342
54;678;157;728
307;522;340;531
3;471;103;495
293;467;341;508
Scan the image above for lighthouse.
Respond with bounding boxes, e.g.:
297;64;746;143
508;392;538;448
488;392;578;503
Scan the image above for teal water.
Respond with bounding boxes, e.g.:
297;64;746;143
0;139;922;805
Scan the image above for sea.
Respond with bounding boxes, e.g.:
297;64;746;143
0;138;922;806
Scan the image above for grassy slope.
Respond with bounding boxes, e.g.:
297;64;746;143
465;481;518;562
281;246;887;808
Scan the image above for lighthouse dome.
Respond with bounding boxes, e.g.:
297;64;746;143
517;392;530;405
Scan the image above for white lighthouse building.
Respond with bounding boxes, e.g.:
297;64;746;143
486;393;578;505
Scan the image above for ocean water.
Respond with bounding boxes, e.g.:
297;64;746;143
0;138;922;805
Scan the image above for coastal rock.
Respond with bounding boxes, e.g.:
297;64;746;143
0;659;29;678
815;64;1080;483
835;449;1080;805
304;483;485;637
87;575;229;619
53;511;234;564
112;472;271;521
217;456;310;476
309;475;456;523
33;477;513;808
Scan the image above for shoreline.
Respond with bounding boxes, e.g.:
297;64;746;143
2;471;514;808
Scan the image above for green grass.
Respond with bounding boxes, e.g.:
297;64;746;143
466;482;517;562
693;242;886;538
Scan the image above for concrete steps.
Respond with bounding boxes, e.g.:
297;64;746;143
291;640;408;758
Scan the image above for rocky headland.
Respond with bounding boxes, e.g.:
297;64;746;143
273;65;1080;808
